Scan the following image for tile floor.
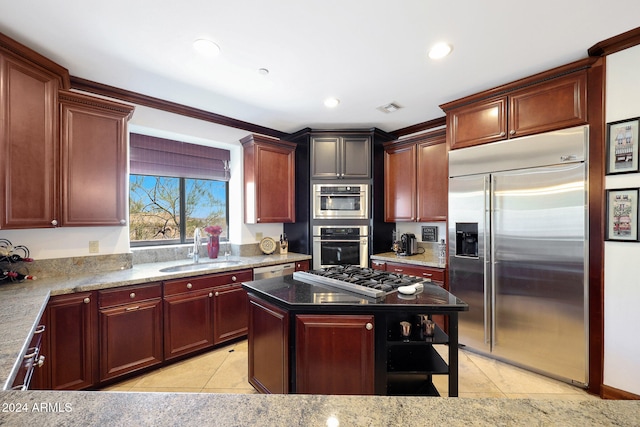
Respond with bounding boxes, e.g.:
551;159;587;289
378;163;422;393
101;340;599;400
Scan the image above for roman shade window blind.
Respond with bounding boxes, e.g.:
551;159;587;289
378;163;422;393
130;133;231;181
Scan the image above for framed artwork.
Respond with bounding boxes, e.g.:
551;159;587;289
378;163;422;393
606;117;640;175
606;188;640;242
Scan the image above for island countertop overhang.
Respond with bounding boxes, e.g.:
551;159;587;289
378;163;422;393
241;275;468;314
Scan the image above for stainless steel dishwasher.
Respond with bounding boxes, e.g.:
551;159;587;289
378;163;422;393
253;262;295;280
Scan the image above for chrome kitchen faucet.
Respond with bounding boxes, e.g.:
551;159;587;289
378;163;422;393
190;227;201;263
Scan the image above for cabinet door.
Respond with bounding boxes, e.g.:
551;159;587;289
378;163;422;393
295;314;374;395
47;292;96;390
509;71;587;138
243;135;296;223
248;295;289;394
311;136;340;178
0;52;59;229
163;290;215;361
448;97;507;150
213;284;248;344
384;144;416;222
59;91;133;226
294;260;310;271
341;136;371;179
416;140;447;222
99;298;163;381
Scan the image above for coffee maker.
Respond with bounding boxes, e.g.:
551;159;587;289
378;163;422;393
398;233;418;256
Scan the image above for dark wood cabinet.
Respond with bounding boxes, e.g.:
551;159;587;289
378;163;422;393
46;292;97;390
384;143;416;222
311;135;371;179
384;129;447;222
241;134;296;223
98;283;163;382
59;90;133;226
416;136;448;222
164;269;252;360
0;36;134;230
294;260;310;271
295;314;375;395
213;283;248;344
444;69;587;150
248;294;289;394
0;50;60;229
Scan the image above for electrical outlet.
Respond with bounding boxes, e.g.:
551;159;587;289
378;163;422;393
256;232;263;241
89;240;99;253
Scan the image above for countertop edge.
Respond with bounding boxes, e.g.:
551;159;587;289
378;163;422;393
371;252;444;268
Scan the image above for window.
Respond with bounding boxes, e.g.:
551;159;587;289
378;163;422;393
129;134;230;246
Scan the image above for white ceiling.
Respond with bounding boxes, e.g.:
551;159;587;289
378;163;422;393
2;0;640;137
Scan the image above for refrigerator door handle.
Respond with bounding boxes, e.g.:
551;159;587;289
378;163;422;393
483;175;491;346
489;175;497;350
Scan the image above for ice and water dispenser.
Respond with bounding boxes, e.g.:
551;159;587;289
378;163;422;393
455;223;478;257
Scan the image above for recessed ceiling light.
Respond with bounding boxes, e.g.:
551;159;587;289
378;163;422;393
428;42;452;60
324;98;340;108
257;68;269;76
193;39;221;56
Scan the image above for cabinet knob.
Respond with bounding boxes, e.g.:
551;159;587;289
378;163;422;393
34;325;46;334
51;219;58;226
500;131;506;137
130;292;136;299
83;297;90;304
365;323;373;331
215;291;220;297
187;283;193;289
119;219;126;225
509;129;516;135
231;276;237;282
36;355;45;368
209;292;213;298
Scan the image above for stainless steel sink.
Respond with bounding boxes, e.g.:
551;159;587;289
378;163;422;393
159;260;244;273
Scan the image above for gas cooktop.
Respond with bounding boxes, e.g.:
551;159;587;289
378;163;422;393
293;265;430;300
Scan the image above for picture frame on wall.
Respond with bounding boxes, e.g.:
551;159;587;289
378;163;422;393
606;188;640;242
606;117;640;175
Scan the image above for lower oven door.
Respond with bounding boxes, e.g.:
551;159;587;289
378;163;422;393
312;237;368;269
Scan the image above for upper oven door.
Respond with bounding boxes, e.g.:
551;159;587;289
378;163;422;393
313;184;369;219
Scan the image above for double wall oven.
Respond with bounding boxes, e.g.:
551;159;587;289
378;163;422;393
312;225;369;270
311;183;370;269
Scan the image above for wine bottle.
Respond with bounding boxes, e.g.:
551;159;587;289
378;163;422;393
2;271;37;281
1;254;34;263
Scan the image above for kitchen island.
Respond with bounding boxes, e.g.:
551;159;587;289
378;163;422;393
242;273;468;396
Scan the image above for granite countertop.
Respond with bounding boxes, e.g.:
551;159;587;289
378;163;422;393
1;391;639;426
0;252;311;390
371;251;444;268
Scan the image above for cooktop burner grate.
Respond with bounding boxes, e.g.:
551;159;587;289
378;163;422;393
293;265;430;299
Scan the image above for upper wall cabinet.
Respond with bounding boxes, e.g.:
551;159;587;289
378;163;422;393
242;134;296;223
0;49;61;229
311;135;371;179
384;129;447;222
442;67;588;150
59;91;134;226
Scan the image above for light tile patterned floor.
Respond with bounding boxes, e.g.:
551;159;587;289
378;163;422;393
101;339;598;400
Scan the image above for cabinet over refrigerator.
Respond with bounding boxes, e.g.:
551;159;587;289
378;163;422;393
448;125;588;387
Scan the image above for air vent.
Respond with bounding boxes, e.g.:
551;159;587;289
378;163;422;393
377;102;402;114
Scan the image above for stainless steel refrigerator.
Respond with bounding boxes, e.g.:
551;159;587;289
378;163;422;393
448;125;588;387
